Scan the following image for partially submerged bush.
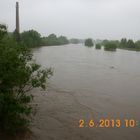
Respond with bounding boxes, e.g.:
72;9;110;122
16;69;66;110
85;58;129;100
85;38;93;47
95;44;101;49
104;43;117;51
0;25;53;134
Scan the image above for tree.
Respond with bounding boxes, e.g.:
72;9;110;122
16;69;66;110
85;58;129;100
85;38;93;47
101;39;109;46
127;39;135;48
135;40;140;49
57;36;69;45
104;43;117;51
20;30;41;48
69;38;80;44
46;34;58;46
0;25;53;134
41;34;69;46
120;38;127;48
95;44;101;49
0;24;7;40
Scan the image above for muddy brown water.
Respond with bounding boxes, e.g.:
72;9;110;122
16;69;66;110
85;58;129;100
32;44;140;140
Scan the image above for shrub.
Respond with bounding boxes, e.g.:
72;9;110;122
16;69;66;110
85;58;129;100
95;44;101;49
0;25;53;134
104;43;117;51
85;38;93;47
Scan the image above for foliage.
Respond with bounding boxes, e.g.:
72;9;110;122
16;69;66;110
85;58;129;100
135;40;140;50
41;34;69;46
120;38;127;48
20;30;41;48
69;38;80;44
127;39;135;48
57;36;69;45
101;39;110;46
95;44;101;49
102;40;120;47
120;38;136;48
0;25;53;134
0;24;7;40
85;38;93;47
19;30;69;47
104;43;117;51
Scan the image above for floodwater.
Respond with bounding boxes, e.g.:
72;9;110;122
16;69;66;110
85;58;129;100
32;44;140;140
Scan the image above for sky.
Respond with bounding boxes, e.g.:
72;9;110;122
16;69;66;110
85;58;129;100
0;0;140;40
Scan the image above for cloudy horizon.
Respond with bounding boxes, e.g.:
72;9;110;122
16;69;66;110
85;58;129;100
0;0;140;40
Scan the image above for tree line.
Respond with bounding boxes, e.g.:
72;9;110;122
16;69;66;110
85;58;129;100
85;38;140;51
19;30;69;48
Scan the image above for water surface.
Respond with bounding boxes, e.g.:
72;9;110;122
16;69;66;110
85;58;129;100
33;44;140;140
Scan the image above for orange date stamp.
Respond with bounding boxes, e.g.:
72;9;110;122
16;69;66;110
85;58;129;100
79;119;139;128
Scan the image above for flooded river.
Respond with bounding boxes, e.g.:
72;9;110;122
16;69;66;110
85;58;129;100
32;44;140;140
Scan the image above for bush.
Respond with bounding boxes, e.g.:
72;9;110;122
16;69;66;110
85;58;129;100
41;34;69;46
104;43;117;51
0;25;53;134
95;44;101;49
85;38;93;47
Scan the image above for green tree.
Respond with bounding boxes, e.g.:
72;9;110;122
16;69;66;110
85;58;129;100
104;43;117;51
41;34;69;46
0;24;7;40
135;40;140;50
47;34;58;45
69;38;80;44
0;25;53;134
101;39;109;46
95;44;101;49
85;38;93;47
127;39;135;48
21;30;41;48
120;38;127;48
57;36;69;45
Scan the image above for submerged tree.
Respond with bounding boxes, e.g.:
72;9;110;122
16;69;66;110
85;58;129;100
127;39;135;48
135;40;140;50
85;38;94;47
104;43;117;51
41;34;69;46
95;44;101;49
0;24;53;134
69;38;80;44
57;36;69;45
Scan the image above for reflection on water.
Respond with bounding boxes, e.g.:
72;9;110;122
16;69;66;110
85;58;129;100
33;44;140;140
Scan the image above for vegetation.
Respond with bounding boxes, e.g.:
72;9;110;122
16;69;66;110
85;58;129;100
20;30;41;48
119;38;140;51
135;40;140;50
95;44;101;49
41;34;69;46
0;24;7;39
101;39;140;51
69;38;81;44
20;30;69;47
0;24;53;135
102;40;120;47
85;38;94;47
104;43;117;51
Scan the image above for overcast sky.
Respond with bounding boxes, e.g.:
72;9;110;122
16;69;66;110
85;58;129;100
0;0;140;40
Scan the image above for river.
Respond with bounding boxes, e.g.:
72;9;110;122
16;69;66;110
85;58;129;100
32;44;140;140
